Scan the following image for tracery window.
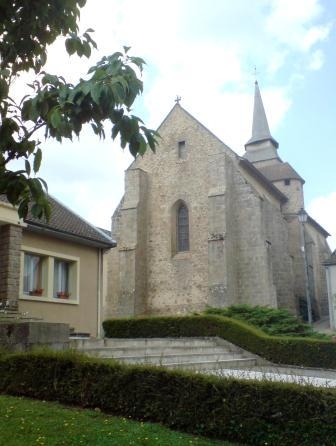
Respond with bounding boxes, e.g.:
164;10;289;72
177;203;189;251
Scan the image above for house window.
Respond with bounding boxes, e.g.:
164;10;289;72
54;259;71;298
177;203;189;251
23;253;45;296
178;140;187;159
21;247;79;303
284;179;291;186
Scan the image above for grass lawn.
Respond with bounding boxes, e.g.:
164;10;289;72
0;395;238;446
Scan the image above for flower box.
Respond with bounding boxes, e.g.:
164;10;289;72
56;291;71;299
29;288;44;296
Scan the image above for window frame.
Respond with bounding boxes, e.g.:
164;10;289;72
20;246;80;304
177;203;190;252
178;140;187;159
171;200;190;256
23;253;47;296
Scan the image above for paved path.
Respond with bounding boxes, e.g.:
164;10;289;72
201;318;336;388
204;367;336;388
313;317;334;334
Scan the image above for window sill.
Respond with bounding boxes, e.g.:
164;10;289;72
20;295;79;305
173;251;190;260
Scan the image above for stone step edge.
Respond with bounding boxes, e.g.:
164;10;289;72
164;358;257;366
94;352;249;360
80;346;236;353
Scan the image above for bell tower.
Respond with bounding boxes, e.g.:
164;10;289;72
244;81;280;167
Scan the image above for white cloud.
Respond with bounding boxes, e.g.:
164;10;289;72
6;0;334;230
308;49;324;70
307;192;336;250
266;0;331;51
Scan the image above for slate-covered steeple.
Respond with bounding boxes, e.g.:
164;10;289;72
244;81;280;165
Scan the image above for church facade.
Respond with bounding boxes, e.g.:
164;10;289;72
105;83;331;321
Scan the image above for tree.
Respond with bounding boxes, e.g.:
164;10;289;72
0;0;158;219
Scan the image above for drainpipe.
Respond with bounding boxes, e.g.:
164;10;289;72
326;266;335;331
97;248;103;338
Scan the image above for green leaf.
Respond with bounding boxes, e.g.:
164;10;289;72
0;78;9;100
18;199;29;219
111;82;126;103
33;148;42;173
37;177;48;193
25;160;31;176
91;83;103;104
65;38;77;55
111;123;120;140
82;41;91;58
50;108;62;128
31;203;43;219
42;73;59;85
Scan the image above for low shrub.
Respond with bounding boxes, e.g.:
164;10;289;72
102;315;336;369
1;350;336;446
204;305;329;339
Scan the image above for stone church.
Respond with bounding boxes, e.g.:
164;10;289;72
106;82;331;321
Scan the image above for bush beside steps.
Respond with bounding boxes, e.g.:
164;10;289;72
102;314;336;370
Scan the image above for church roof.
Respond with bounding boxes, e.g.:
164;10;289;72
258;162;305;184
245;81;279;148
238;158;288;203
0;194;115;248
154;102;288;205
158;103;237;158
307;215;330;238
324;250;336;266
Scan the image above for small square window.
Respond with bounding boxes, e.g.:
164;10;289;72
178;140;187;159
284;179;291;186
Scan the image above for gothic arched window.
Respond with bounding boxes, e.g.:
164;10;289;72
177;203;189;252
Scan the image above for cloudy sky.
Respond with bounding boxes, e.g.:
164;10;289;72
18;0;336;247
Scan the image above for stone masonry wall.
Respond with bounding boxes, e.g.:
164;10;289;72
110;169;148;317
229;170;278;307
305;225;331;318
134;106;229;314
105;201;123;319
106;105;298;318
0;224;22;304
262;199;295;312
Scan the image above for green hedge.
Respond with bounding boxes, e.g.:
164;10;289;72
205;304;329;338
1;351;336;445
103;315;336;369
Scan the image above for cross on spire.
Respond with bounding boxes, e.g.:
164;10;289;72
175;95;181;104
253;66;259;82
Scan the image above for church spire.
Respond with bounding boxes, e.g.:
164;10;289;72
246;81;278;147
244;81;280;164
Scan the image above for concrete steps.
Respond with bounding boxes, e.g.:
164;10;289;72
71;337;262;371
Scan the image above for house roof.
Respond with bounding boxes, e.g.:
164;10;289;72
0;194;115;249
258;162;305;184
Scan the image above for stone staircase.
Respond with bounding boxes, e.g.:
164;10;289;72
0;298;42;322
71;337;264;371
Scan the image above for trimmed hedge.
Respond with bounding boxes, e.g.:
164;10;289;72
1;350;336;446
205;305;329;338
103;315;336;369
